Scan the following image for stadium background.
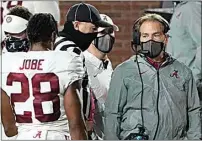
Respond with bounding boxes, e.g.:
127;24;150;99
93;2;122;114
58;1;163;68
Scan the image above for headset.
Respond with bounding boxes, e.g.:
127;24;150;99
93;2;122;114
128;14;170;140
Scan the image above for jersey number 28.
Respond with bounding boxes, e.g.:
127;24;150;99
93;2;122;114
7;72;61;123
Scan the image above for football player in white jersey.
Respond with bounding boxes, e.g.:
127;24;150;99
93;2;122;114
1;6;32;139
1;13;87;140
1;1;60;50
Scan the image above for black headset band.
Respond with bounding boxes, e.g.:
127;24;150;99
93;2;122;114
133;15;170;33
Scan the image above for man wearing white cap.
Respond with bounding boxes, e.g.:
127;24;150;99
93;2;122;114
83;14;119;139
1;6;32;141
1;1;60;50
2;6;32;53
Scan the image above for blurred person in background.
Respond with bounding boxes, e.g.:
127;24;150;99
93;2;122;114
167;1;201;99
167;1;202;135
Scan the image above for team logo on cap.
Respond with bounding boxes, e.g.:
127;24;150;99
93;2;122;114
103;16;108;21
6;16;12;23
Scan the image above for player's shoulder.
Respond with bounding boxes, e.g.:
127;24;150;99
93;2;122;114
2;51;80;61
2;52;25;60
55;36;75;48
53;48;83;61
54;36;80;52
55;37;83;56
27;51;77;62
45;51;84;73
2;52;26;71
40;51;84;69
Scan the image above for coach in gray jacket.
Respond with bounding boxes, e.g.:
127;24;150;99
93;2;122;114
104;14;201;140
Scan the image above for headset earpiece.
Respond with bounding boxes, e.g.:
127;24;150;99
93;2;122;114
133;28;141;46
132;17;141;46
161;19;170;33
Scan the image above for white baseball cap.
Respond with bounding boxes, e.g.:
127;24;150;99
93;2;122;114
2;15;28;34
98;14;119;32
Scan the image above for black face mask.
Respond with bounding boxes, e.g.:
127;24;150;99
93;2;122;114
62;22;98;51
5;36;30;52
94;34;115;53
140;40;165;58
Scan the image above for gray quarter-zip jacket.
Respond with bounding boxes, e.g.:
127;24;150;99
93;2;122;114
104;55;201;140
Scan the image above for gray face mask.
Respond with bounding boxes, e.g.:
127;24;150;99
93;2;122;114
140;40;165;58
94;34;115;53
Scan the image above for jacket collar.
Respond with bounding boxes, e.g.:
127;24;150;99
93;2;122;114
132;53;175;70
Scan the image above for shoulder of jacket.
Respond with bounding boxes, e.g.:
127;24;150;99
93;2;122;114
54;36;82;55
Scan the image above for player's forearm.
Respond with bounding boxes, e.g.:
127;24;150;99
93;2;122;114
2;116;17;137
4;125;18;137
69;122;88;140
1;89;18;137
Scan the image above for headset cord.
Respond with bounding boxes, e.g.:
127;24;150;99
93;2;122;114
135;55;145;133
153;70;160;140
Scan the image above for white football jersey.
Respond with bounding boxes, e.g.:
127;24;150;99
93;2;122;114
55;37;92;120
1;1;60;42
1;50;84;132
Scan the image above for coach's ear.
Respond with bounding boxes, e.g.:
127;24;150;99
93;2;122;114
73;21;80;30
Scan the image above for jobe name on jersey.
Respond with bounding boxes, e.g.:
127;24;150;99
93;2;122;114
19;59;44;70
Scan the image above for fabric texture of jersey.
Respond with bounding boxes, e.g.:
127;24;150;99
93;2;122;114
54;36;92;121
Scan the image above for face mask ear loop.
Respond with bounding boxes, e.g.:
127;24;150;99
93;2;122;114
93;36;99;48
